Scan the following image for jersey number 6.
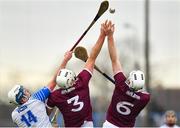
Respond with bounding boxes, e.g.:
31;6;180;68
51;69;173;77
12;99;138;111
116;101;134;115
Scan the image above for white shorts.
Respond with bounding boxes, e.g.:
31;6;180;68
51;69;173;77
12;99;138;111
81;121;93;127
103;120;119;128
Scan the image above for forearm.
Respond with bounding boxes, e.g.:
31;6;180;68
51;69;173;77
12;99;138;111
108;35;118;62
59;58;69;69
89;34;105;60
48;57;70;91
108;35;123;73
85;34;105;72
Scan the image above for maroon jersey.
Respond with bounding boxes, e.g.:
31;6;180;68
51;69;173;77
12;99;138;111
47;69;93;127
106;72;150;127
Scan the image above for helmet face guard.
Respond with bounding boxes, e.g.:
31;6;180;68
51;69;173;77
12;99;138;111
56;69;76;89
15;86;25;105
126;70;145;91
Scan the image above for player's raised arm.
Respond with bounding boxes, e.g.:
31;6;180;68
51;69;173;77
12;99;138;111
84;20;107;73
105;21;123;75
46;51;72;116
47;51;73;91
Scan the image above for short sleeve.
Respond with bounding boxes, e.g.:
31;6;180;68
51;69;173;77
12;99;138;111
141;93;151;104
32;87;50;102
46;93;56;109
114;72;129;92
77;69;92;85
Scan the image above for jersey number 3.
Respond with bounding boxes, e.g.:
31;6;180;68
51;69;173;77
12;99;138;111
116;101;134;115
67;95;84;112
21;110;37;127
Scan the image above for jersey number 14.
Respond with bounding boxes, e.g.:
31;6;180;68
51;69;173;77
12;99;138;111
21;110;37;127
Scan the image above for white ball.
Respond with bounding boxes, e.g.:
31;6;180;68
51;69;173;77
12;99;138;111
109;8;115;14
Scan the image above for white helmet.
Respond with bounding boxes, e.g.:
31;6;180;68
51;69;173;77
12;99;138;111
8;84;25;105
126;70;145;91
56;69;76;89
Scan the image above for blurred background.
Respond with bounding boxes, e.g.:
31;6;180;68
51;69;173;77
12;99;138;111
0;0;179;127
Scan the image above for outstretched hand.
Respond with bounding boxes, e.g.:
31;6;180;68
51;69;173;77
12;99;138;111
100;21;106;37
101;20;115;37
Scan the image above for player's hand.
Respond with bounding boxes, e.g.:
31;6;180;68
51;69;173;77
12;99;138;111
100;20;108;37
103;20;115;37
64;51;73;61
52;123;59;128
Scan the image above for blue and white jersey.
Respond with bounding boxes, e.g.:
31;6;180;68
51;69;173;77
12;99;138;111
11;87;52;127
